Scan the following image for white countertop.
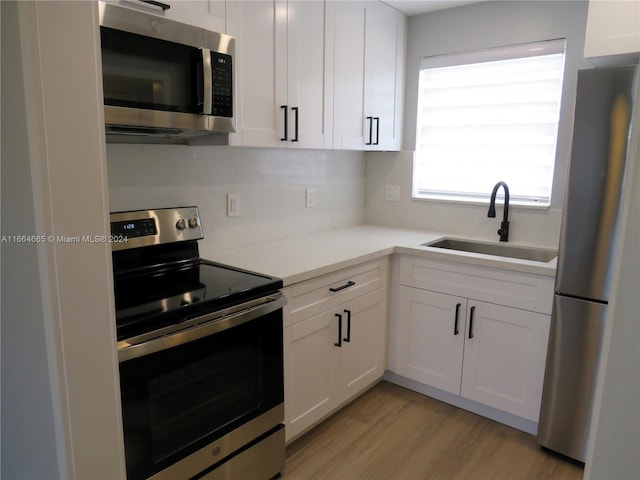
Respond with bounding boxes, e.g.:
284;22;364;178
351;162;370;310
207;225;557;286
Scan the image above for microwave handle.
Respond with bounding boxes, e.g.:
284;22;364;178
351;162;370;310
199;48;213;115
122;0;171;12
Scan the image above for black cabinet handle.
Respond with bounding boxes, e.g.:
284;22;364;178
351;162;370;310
344;309;351;342
366;116;373;145
329;281;355;293
280;105;288;141
335;313;343;347
292;107;299;142
454;303;461;335
469;306;476;339
374;117;380;145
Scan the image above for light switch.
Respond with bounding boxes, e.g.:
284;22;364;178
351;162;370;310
227;193;240;217
306;187;316;208
386;185;401;202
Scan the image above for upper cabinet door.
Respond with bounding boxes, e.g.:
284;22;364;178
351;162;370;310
329;1;369;150
366;1;405;151
227;1;328;148
225;0;405;150
328;1;405;151
227;1;281;147
103;0;226;33
584;0;640;61
286;1;330;149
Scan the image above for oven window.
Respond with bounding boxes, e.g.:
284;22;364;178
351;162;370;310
119;310;283;480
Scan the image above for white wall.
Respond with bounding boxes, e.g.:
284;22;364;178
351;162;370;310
366;0;591;248
366;150;563;246
1;2;61;477
1;2;125;478
107;145;366;256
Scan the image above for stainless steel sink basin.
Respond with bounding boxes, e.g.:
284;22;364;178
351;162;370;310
423;238;557;263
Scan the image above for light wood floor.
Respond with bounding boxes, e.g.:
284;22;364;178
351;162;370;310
283;381;584;480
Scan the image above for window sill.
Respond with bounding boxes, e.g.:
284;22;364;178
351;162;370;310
411;194;551;210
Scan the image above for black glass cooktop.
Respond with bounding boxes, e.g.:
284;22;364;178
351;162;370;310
113;259;281;341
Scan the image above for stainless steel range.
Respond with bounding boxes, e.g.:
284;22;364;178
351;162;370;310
110;206;286;480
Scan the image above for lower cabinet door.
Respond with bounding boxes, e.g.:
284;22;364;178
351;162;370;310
395;286;466;395
285;288;387;441
339;288;387;400
285;309;338;441
460;301;551;421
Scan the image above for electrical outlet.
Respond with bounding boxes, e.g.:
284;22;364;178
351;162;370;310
305;187;316;208
386;185;401;202
227;193;240;217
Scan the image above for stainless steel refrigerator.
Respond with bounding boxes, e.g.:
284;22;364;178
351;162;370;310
537;65;638;462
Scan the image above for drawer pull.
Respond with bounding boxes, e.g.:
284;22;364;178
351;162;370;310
469;306;476;339
454;303;461;335
329;281;355;293
335;313;343;347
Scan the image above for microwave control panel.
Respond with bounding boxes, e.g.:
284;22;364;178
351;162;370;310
211;52;233;117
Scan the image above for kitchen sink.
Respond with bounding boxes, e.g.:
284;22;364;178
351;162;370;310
422;238;558;263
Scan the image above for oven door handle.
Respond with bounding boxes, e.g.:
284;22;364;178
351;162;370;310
117;293;287;363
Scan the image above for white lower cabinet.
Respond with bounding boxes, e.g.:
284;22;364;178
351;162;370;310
396;288;465;395
285;308;335;440
459;300;550;421
340;290;387;399
394;256;553;423
284;259;388;442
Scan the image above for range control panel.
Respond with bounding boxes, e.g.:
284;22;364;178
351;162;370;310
110;206;203;251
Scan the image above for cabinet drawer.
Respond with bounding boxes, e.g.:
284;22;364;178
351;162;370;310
399;255;554;314
285;258;388;326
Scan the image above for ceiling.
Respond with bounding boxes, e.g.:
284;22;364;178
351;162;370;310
385;0;485;16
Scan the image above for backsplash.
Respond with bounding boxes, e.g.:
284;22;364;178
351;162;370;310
365;151;562;249
107;145;366;256
107;145;561;253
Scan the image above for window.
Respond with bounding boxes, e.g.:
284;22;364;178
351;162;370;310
413;39;566;207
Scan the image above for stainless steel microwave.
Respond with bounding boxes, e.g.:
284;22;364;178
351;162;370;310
98;2;235;138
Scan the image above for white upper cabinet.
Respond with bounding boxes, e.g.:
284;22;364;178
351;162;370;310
327;1;369;150
226;1;280;147
283;1;331;149
328;1;405;151
584;0;640;62
227;1;328;148
365;1;405;151
106;0;226;33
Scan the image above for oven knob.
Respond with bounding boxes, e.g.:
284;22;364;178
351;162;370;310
188;217;199;228
176;218;186;230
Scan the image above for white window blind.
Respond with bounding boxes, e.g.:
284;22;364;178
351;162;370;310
413;39;567;206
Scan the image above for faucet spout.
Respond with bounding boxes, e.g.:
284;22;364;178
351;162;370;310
488;181;510;242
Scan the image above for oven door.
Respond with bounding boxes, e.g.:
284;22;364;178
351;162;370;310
118;297;284;480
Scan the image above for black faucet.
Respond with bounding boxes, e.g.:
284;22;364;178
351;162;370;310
488;181;510;242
